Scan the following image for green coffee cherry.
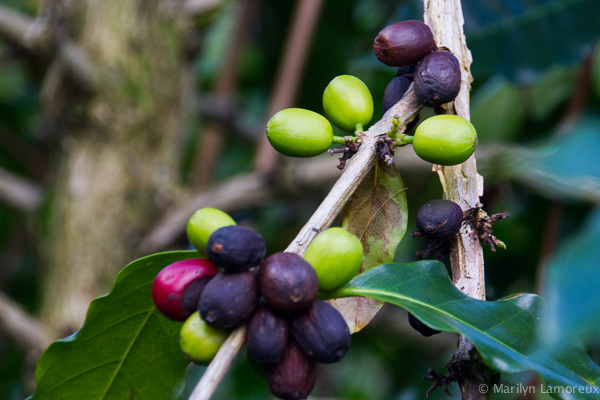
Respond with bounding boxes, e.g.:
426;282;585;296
179;311;228;365
266;108;333;157
412;115;478;166
323;75;374;132
187;208;235;256
303;227;363;292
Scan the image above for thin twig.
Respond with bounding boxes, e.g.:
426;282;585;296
0;167;44;211
191;0;256;188
187;89;423;400
0;4;98;93
0;291;53;360
253;0;325;173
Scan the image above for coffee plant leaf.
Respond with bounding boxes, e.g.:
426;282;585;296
543;206;600;346
465;0;600;82
331;260;600;399
28;251;199;400
333;160;408;333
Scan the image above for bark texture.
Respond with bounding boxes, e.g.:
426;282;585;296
41;0;187;333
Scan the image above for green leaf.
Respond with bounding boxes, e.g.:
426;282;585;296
471;76;525;142
29;251;198;400
543;206;600;345
333;161;408;333
465;0;600;82
332;261;600;398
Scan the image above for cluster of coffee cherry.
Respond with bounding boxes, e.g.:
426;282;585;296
152;208;364;399
265;19;478;170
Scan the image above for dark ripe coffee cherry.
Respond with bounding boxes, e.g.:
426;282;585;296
258;252;318;313
152;259;218;321
374;20;435;67
266;339;317;400
416;199;463;240
396;65;416;79
206;225;266;272
407;312;441;337
291;299;351;364
199;271;259;329
246;305;289;364
414;50;461;107
179;311;229;365
383;75;412;115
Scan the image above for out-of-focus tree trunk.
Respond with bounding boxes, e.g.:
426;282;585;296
40;0;188;334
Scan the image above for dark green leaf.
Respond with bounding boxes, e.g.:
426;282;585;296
464;0;600;82
543;206;600;345
471;76;525;142
333;161;408;333
332;261;600;398
29;251;198;400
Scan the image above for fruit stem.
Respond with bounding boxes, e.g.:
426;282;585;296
354;123;364;133
332;135;347;145
394;134;414;146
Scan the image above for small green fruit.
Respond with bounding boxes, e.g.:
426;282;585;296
266;108;333;157
413;115;478;166
323;75;374;132
187;208;235;256
179;311;228;365
303;227;363;292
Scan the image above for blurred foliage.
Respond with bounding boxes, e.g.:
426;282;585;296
0;0;599;398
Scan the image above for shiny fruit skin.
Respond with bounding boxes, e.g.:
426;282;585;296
186;208;235;256
303;227;363;292
266;108;333;157
246;305;289;364
290;299;351;364
199;271;259;329
373;20;435;66
179;311;228;365
206;225;266;272
266;340;317;400
258;252;319;313
413;115;477;166
414;50;461;107
152;258;219;321
322;75;374;132
383;75;411;115
416;199;463;240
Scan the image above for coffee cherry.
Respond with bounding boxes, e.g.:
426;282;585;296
383;75;411;115
374;20;435;67
290;299;351;363
323;75;374;132
258;252;318;313
206;225;266;272
303;227;363;292
152;259;218;321
412;115;477;166
186;208;235;257
416;199;463;240
246;305;289;364
414;50;461;107
407;312;441;337
179;311;228;365
199;271;259;329
266;108;333;157
266;339;317;400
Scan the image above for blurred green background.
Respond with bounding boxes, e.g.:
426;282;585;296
0;0;599;399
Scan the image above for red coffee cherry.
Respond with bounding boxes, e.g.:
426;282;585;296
152;258;218;321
